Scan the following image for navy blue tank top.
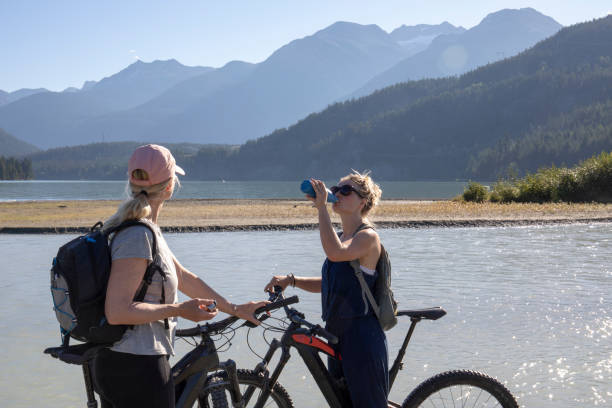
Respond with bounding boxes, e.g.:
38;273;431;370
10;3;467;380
321;258;377;322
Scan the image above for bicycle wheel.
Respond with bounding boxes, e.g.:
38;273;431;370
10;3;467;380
199;369;294;408
402;370;518;408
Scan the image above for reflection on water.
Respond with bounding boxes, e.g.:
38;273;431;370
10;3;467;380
0;224;610;407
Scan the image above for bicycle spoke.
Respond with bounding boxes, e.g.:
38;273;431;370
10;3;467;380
470;387;484;408
481;392;495;407
416;384;507;408
436;390;448;408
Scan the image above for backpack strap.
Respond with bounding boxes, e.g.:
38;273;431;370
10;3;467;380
351;260;381;319
108;220;170;330
345;223;382;319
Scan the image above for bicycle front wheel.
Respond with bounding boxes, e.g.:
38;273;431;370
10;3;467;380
402;370;518;408
199;369;294;408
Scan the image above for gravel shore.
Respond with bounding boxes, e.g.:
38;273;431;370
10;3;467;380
1;199;612;233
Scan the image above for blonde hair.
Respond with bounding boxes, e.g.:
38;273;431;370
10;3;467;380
103;170;177;231
341;169;382;215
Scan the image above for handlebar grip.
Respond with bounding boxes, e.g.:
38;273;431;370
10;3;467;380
175;326;202;337
176;316;239;337
254;295;299;314
313;325;339;345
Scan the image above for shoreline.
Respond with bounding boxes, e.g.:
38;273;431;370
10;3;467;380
2;217;612;234
2;199;612;234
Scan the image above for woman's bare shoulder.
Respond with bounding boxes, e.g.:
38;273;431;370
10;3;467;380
354;228;380;244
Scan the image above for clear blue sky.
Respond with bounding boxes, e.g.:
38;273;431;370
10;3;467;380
1;1;610;92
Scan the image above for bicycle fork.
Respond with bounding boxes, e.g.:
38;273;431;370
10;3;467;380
219;360;244;408
220;338;290;408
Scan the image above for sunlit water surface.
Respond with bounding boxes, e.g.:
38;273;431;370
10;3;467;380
0;224;610;407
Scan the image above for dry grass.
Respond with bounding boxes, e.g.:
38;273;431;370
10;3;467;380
2;199;612;229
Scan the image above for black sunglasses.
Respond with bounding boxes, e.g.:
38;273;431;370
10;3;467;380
330;184;365;198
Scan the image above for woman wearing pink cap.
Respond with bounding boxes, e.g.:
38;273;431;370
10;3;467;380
92;144;267;408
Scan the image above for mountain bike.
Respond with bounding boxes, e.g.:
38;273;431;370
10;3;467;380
199;286;519;408
43;297;299;408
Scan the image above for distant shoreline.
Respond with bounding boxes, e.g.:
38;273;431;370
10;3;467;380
2;217;612;234
2;199;612;234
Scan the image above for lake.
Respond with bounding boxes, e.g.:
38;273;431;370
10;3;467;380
0;224;610;407
0;180;478;201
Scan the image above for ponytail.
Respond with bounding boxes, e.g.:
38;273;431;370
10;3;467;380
103;172;175;232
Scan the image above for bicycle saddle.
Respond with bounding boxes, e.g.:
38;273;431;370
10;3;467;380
44;343;107;365
396;307;446;320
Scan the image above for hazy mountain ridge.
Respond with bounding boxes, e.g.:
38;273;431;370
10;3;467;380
16;21;411;146
0;60;214;148
0;88;49;107
0;128;40;156
390;22;466;56
352;8;562;98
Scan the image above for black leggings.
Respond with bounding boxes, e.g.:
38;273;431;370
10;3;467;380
92;348;174;408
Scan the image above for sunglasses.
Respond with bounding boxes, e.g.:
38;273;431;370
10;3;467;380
330;184;365;198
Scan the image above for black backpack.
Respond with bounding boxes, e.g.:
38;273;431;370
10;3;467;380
50;220;168;346
346;223;398;331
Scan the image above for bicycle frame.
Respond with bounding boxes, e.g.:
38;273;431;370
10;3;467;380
172;333;220;407
44;296;440;408
241;314;425;408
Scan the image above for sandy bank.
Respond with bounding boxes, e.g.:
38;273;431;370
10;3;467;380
1;199;612;234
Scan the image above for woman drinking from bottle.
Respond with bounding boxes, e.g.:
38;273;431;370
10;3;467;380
264;171;388;408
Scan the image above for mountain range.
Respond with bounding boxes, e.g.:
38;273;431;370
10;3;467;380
0;8;561;150
0;88;48;107
352;8;562;97
29;10;612;182
170;14;612;181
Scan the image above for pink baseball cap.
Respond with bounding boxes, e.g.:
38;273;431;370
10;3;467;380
128;144;185;186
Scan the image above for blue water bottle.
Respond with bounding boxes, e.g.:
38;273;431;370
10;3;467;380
300;180;338;203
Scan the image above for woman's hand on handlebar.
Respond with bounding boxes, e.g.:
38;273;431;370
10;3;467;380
264;275;292;294
178;298;218;322
233;301;270;326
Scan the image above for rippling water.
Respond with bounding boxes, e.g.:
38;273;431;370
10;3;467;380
0;224;610;407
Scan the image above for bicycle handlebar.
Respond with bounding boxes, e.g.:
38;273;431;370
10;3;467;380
255;295;299;314
175;296;300;337
268;286;339;344
290;312;339;344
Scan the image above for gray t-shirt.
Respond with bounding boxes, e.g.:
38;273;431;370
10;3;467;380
109;220;178;355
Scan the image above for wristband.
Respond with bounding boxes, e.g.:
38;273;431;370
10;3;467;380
287;273;296;287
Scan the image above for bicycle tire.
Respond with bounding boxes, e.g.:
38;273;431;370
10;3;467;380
401;370;518;408
199;369;294;408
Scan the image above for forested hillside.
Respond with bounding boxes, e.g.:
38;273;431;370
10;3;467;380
0;156;33;180
468;101;612;178
29;142;212;179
